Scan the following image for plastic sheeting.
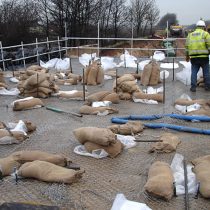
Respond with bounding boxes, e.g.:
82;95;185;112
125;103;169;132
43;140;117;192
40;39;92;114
40;58;70;71
176;61;202;86
171;153;197;195
79;53;98;67
118;50;138;68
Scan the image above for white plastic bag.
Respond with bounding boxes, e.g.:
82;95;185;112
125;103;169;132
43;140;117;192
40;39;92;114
73;145;109;159
150;51;165;61
116;135;137;149
111;194;152;210
0;87;20;96
92;101;112;107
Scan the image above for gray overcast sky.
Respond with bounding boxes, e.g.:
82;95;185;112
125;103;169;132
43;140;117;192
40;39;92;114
155;0;210;25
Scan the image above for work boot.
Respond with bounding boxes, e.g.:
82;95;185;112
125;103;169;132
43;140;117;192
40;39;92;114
190;87;196;92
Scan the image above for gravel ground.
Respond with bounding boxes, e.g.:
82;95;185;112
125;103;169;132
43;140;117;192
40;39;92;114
0;57;210;210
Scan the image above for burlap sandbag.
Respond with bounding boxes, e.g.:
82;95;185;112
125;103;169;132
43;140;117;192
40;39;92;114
0;82;7;88
73;127;116;146
174;99;207;106
108;121;144;135
13;98;44;111
86;91;119;104
117;74;135;84
0;130;28;141
23;87;52;95
102;92;120;104
133;92;163;102
84;140;124;158
26;65;42;72
23;92;48;98
149;62;160;85
130;73;141;80
0;156;21;176
118;92;132;100
65;78;78;85
141;61;153;86
185;108;210;117
67;73;82;82
23;73;47;89
144;161;174;200
96;66;104;84
149;132;181;153
38;80;52;88
0;121;35;133
79;105;118;115
11;150;72;167
17;160;84;184
120;80;140;93
24;121;36;132
59;91;88;100
87;67;98;85
192;155;210;198
0;72;5;84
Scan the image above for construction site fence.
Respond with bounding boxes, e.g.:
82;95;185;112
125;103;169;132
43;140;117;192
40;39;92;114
0;36;186;71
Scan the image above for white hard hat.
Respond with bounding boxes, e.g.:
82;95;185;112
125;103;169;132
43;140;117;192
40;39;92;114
196;20;206;27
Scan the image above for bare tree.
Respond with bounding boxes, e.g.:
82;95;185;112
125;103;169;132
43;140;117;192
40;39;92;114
0;0;39;45
129;0;154;37
145;0;159;35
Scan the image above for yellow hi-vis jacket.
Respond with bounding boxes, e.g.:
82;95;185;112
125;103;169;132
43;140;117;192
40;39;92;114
185;28;210;58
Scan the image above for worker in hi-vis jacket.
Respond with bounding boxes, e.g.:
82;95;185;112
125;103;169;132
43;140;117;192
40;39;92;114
185;19;210;92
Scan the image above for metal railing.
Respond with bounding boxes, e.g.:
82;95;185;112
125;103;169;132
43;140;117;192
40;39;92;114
0;36;186;71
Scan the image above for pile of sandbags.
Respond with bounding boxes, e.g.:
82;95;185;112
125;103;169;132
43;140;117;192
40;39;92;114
149;132;181;153
0;71;7;88
83;61;104;85
144;161;174;200
73;127;124;158
192;155;210;198
108;121;144;135
17;65;59;98
85;91;120;105
0;150;84;184
113;74;141;100
141;60;160;86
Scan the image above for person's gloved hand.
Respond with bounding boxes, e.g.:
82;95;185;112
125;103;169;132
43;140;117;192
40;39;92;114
186;55;190;62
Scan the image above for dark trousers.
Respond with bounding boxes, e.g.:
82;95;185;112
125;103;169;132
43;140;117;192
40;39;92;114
190;57;210;89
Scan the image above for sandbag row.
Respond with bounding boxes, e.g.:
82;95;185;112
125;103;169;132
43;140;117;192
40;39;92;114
0;150;84;184
17;65;59;98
